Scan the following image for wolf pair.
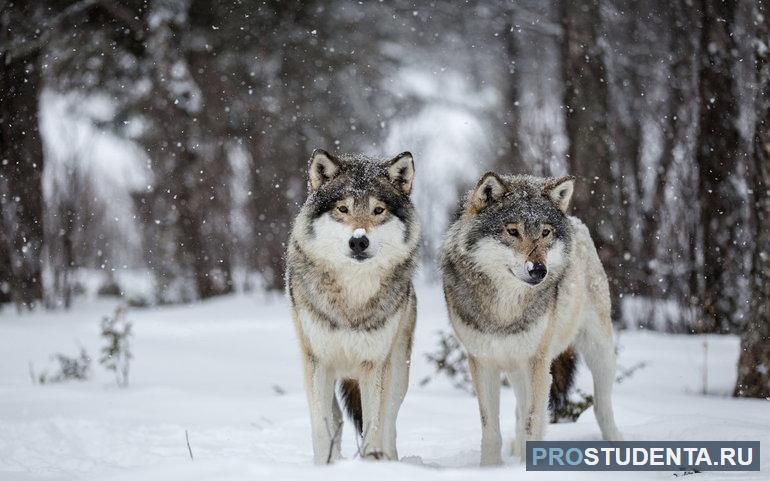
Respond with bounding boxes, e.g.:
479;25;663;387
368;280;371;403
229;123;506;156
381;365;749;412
286;150;622;466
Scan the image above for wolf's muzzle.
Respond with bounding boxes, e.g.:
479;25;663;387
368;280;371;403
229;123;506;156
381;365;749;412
527;262;547;284
348;234;370;260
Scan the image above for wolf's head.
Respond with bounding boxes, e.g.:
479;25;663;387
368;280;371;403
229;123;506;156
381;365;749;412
461;172;575;287
295;149;418;267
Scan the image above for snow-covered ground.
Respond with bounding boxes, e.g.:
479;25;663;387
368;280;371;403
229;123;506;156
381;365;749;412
1;284;767;480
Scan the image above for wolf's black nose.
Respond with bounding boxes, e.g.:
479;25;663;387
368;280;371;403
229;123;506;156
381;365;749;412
349;235;370;255
527;262;547;283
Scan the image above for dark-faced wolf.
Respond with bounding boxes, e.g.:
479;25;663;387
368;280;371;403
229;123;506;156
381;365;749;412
286;149;419;463
441;172;622;466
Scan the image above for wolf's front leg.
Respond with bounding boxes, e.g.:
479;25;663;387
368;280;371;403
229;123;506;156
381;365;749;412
508;366;530;458
302;353;339;464
380;338;410;460
468;355;502;466
520;356;552;460
359;362;389;459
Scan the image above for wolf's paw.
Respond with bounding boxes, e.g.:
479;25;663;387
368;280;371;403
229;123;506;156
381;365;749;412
363;450;388;461
479;453;503;467
313;449;342;465
510;439;527;462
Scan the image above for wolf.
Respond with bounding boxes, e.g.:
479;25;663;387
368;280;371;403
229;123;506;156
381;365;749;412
441;172;622;466
285;149;420;464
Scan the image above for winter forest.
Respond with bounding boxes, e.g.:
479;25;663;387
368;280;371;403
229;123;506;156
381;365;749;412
1;0;770;479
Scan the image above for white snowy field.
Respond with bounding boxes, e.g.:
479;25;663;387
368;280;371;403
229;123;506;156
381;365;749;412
0;284;767;481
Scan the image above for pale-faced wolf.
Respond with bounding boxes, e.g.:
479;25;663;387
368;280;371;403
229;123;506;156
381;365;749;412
441;172;622;465
286;149;419;463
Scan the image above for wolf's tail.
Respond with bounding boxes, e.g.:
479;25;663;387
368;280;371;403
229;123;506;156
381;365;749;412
549;347;577;418
339;378;363;435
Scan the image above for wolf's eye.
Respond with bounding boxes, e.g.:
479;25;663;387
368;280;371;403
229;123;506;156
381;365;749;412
506;227;520;238
542;229;551;237
337;206;349;214
373;207;385;215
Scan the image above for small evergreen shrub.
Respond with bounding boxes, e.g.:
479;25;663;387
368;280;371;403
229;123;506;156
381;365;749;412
36;347;91;384
550;390;594;423
420;330;474;393
99;306;133;387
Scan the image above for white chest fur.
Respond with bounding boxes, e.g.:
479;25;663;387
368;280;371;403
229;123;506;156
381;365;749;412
298;308;400;373
451;309;548;368
333;262;387;310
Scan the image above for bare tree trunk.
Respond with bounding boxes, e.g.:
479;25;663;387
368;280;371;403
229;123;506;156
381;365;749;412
695;0;744;333
0;48;45;310
60;198;75;309
638;0;697;301
0;229;11;304
495;18;523;171
245;0;320;291
185;3;235;298
176;149;234;300
132;1;235;302
603;0;644;299
561;0;623;318
735;0;770;398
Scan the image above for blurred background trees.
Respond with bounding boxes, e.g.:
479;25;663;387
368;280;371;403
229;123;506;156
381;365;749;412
1;0;768;383
735;0;770;399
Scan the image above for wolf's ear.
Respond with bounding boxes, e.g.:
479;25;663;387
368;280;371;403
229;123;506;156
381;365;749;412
308;149;341;192
387;152;415;195
469;172;507;213
543;175;575;213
